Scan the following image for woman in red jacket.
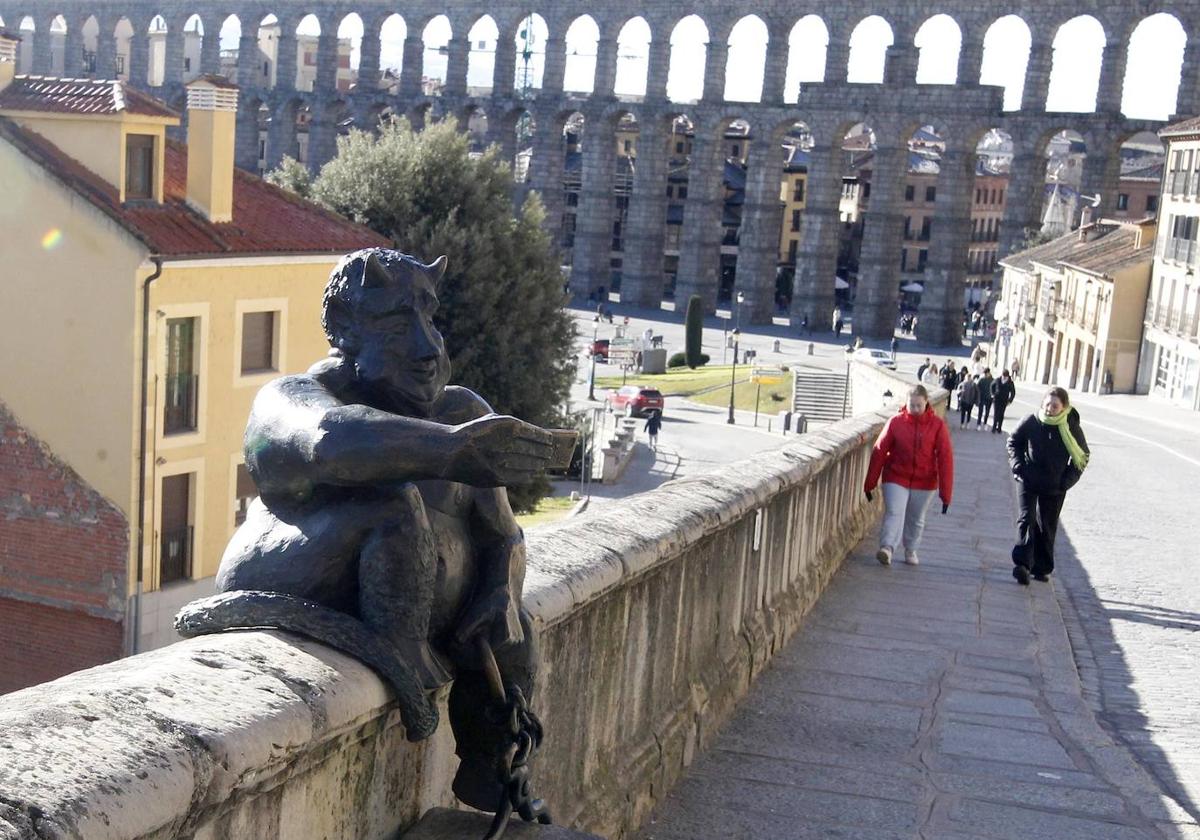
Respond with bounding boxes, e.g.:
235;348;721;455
863;385;954;565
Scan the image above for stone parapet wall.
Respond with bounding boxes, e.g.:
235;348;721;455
0;406;901;840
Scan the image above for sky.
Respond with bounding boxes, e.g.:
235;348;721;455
206;11;1187;121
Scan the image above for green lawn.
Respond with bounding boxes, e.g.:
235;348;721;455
515;495;578;529
690;378;794;415
594;365;741;396
595;365;793;416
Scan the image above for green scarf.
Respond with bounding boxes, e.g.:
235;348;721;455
1037;409;1089;470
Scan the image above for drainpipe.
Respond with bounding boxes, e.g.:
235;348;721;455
132;256;164;655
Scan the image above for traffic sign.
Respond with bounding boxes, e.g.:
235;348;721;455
751;367;786;384
608;338;637;366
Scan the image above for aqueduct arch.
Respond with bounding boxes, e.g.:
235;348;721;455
5;0;1193;342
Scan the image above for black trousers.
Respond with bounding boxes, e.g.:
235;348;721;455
959;402;974;425
992;403;1008;431
1013;489;1066;576
976;400;993;425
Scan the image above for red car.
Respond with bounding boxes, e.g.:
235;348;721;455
607;386;664;417
590;338;610;362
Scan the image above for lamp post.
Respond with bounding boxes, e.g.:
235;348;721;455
587;320;599;401
735;290;745;333
727;328;740;424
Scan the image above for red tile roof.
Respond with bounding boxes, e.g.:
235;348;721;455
0;117;389;258
0;76;179;118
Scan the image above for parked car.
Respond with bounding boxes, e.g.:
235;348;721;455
607;386;664;417
851;347;897;370
590;338;610;362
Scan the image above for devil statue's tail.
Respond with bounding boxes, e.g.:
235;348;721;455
175;590;439;741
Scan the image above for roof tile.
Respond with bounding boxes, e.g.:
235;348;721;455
0;117;388;258
0;76;179;118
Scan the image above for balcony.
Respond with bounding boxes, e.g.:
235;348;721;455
163;373;199;435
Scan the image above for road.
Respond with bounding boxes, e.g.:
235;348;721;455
1005;387;1200;823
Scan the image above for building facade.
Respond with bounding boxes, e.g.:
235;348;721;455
0;44;385;690
996;219;1155;393
1138;118;1200;409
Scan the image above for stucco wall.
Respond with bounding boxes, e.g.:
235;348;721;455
0;132;142;514
0;408;898;840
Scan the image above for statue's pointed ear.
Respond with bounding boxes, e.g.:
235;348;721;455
426;255;448;288
363;251;390;289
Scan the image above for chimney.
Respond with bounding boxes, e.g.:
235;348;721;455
0;29;19;92
185;75;238;223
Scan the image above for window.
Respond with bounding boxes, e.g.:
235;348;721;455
917;249;928;271
234;463;257;526
125;134;155;200
975;188;982;205
240;311;277;374
919;217;932;241
160;473;193;585
904;185;915;202
731;143;740;158
862;183;871;200
791;209;801;232
1147;195;1159;213
787;240;798;262
164;317;198;434
903;216;913;239
666;185;673;197
183;56;191;72
1116;193;1129;211
675;141;684;154
793;179;805;203
678;186;687;199
566;192;579;207
925;186;936;203
623;139;632;153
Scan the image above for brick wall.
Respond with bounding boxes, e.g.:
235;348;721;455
0;401;129;694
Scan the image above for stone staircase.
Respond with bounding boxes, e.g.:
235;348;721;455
792;368;849;423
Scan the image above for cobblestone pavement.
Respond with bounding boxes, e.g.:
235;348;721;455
636;420;1198;840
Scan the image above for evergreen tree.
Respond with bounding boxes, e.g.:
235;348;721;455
268;118;576;510
684;294;704;369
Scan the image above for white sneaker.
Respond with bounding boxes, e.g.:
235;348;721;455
904;550;919;565
876;546;893;565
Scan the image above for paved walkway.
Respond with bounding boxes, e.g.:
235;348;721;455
637;422;1198;840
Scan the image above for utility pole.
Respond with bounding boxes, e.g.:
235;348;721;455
727;328;740;424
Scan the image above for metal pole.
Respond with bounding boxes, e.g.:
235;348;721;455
587;322;598;401
754;381;761;427
727;336;739;424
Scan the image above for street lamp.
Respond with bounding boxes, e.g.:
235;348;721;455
587;319;599;401
735;290;745;332
727;328;740;425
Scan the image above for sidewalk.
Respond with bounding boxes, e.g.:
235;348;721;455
636;423;1196;840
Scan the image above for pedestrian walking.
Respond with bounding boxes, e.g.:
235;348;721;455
834;317;844;337
922;361;940;387
644;410;662;451
891;335;899;362
863;385;954;567
975;368;995;429
1012;357;1022;379
1006;387;1090;585
991;370;1016;433
917;357;932;382
956;374;978;428
799;314;809;334
939;364;960;411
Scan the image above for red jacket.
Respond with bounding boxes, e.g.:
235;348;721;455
864;407;954;505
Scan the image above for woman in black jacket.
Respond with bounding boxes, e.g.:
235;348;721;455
1006;387;1090;585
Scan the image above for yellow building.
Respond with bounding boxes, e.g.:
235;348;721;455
778;147;808;266
0;34;386;684
996;219;1155;393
